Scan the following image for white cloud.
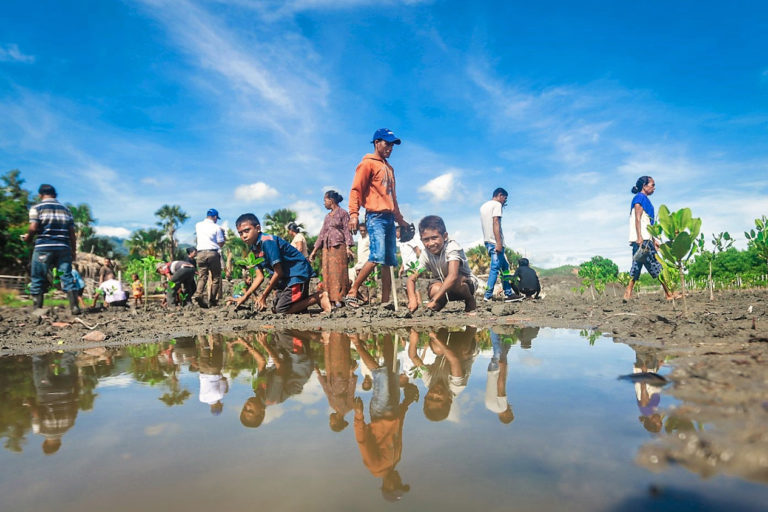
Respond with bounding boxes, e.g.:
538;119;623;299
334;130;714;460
234;182;279;201
419;171;457;201
0;43;35;63
95;226;132;239
292;199;326;235
141;177;160;186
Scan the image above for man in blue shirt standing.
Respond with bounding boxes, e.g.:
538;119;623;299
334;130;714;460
22;184;80;314
232;213;330;314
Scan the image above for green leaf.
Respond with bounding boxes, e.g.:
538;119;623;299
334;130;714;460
657;205;672;235
671;232;693;260
658;244;674;263
689;217;702;241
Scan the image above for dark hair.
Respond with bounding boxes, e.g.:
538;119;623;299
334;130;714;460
286;222;300;233
38;184;57;197
492;187;508;198
632;176;652;194
518;258;529;267
235;213;260;227
325;190;343;205
418;215;447;235
186;247;196;255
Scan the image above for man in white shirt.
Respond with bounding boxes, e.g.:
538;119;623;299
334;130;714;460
193;208;226;307
479;187;518;302
97;272;127;308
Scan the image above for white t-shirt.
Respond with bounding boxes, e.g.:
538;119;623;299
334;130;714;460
417;239;473;281
480;199;504;245
355;234;370;271
291;233;309;257
628;210;652;242
484;369;509;413
196;218;225;251
199;374;228;404
399;239;423;270
98;279;126;303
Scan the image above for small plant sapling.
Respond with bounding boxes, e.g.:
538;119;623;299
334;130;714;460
745;216;768;271
647;206;702;316
696;231;733;301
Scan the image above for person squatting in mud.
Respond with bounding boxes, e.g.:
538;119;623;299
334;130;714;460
345;128;411;308
406;215;480;313
232;213;331;314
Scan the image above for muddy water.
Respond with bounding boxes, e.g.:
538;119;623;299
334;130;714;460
0;327;765;512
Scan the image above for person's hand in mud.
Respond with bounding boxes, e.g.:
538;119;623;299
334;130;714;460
425;300;440;311
254;294;268;312
354;396;364;419
403;383;419;405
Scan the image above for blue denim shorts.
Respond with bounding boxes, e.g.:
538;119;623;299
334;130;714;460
366;212;397;267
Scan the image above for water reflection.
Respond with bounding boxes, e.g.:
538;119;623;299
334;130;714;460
0;327;764;512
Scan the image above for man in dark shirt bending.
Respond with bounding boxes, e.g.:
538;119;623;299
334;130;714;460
511;258;541;299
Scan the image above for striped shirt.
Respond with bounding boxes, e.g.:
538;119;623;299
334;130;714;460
29;198;75;249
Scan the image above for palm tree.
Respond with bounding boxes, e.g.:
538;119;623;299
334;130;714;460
127;228;165;257
155;204;189;259
263;208;303;240
66;203;96;250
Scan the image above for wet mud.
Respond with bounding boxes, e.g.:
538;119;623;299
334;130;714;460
1;275;767;485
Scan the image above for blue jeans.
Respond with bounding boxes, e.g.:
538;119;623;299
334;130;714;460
366;212;397;267
30;247;76;295
484;242;512;299
370;367;399;419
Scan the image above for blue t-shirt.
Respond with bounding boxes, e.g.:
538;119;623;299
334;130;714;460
250;233;312;288
630;193;655;225
71;269;85;290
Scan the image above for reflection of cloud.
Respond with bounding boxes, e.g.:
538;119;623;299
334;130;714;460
95;226;131;239
263;405;284;424
291;376;325;405
234;182;279;201
419;171;457;201
97;375;134;387
0;43;35;63
144;423;182;436
519;354;543;367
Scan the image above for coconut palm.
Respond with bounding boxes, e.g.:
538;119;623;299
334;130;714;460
66;203;96;250
155;204;189;259
127;228;165;257
263;208;303;240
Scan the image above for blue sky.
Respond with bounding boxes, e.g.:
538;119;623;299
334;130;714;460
2;0;767;269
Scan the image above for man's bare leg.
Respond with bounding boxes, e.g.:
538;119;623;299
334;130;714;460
347;261;377;300
287;290;331;313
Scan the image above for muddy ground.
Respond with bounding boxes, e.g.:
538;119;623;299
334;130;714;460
1;275;767;485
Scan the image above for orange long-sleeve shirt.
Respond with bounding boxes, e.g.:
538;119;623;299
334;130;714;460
348;153;405;224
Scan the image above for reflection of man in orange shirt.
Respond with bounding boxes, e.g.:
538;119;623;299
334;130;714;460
352;333;419;501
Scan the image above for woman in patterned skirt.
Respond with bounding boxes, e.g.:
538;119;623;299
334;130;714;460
310;190;355;308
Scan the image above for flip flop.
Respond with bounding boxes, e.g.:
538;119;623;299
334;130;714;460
343;296;366;308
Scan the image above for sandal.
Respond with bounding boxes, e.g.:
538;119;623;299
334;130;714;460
343;296;367;308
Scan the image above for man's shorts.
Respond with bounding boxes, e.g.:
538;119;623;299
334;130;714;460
273;281;309;313
429;276;476;301
366;212;398;267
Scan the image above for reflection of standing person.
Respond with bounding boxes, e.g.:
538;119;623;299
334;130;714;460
198;335;228;416
310;190;355;308
316;332;358;432
23;184;80;314
346;129;410;307
351;334;418;502
31;352;79;455
287;223;309;258
194;208;226;307
485;330;514;424
480;187;517;301
633;348;665;433
623;176;678;301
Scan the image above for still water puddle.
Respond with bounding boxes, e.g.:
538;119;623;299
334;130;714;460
0;327;765;511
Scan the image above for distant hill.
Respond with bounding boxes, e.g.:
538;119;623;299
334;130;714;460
534;264;578;277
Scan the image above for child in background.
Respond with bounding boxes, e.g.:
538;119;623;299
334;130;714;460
406;215;479;313
70;268;87;310
131;273;144;307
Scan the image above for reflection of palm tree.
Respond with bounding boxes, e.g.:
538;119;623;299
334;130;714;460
127;228;165;257
159;386;191;407
155;204;189;259
263;208;303;240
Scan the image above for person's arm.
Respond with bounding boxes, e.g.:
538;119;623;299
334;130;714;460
22;221;38;244
633;203;644;246
255;261;284;311
426;260;461;310
406;271;420;312
348;163;371;233
408;329;424;367
69;225;77;259
391;174;407;226
493;216;503;253
234;267;265;308
341;209;355;251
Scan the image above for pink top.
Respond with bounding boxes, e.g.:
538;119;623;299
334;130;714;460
316;207;353;250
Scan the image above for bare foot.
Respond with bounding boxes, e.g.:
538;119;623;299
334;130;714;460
465;295;477;312
319;291;332;313
665;292;683;300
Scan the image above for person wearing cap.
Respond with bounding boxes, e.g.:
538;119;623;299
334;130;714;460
193;208;226;307
346;128;409;307
157;260;197;306
22;184;80;314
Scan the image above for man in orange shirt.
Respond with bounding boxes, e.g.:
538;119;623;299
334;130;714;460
346;128;410;306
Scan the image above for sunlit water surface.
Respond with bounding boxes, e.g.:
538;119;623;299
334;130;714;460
0;327;765;512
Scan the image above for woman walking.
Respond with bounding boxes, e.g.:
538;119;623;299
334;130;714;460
623;176;679;301
310;190;355;308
